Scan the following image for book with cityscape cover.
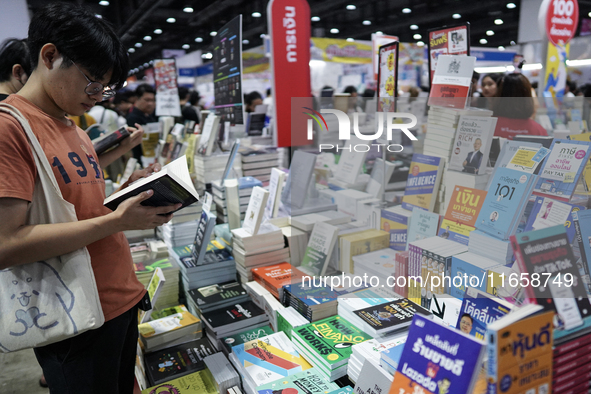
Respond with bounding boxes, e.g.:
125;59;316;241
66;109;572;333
401;154;444;212
256;368;339;394
141;369;217;394
104;156;199;212
144;337;216;385
388;314;485;394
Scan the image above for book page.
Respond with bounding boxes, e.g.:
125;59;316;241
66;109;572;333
164;156;198;196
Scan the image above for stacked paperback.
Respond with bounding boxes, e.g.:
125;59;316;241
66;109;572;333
347;334;407;383
239;146;281;184
138;307;202;352
252;262;305;301
201;300;268;342
194;152;242;190
211;176;261;224
186;281;249;316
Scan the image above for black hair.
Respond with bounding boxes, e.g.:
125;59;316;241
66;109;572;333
266;88;271;96
178;86;190;100
566;80;577;92
189;90;200;106
135;83;155;98
362;88;375;98
343;85;357;95
0;38;32;83
460;313;473;323
113;90;132;105
472;71;480;81
245;91;263;105
28;3;129;90
493;73;535;119
483;73;503;85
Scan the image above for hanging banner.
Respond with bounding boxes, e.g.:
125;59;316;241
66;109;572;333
543;42;570;97
153;59;181;117
540;0;579;46
268;0;311;147
242;52;270;73
311;37;372;64
427;23;470;88
372;34;399;80
212;15;244;125
377;41;399;112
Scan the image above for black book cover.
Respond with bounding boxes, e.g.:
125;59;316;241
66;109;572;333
144;337;216;385
93;127;130;155
353;298;431;332
187;281;248;309
202;300;265;329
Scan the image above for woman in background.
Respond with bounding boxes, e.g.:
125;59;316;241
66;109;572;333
0;38;32;101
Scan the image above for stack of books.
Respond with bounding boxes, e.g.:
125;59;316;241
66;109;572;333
167;203;204;225
347;335;407;383
219;325;274;355
252;262;305;301
553;330;591;393
379;340;407;375
211;177;262;224
290;211;351;232
232;223;290;283
290;316;373;381
450;252;505;299
186;281;249;316
239;146;281;184
138;308;202;352
468;229;513;264
276;306;310;339
159;219;200;248
280;225;309;267
203;352;241;394
394;251;409;297
254;368;339;394
141;369;218;394
134;258;180;310
339;228;389;274
194;152;242;190
201;300;268;343
352;248;398;287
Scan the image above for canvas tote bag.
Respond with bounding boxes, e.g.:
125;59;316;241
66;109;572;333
0;104;104;353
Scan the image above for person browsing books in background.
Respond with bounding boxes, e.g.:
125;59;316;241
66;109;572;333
473;73;503;110
0;38;32;101
462;138;483;174
0;4;180;392
492;74;548;140
177;86;200;124
127;83;157;162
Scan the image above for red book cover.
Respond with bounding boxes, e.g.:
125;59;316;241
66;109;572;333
553;352;591;375
553;361;591;385
553;370;591;393
252;262;305;292
554;341;591;367
554;380;591;394
554;331;591;356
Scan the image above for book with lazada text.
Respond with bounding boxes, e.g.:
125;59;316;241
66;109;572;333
402;154;444;212
438;185;486;245
533;139;591;202
388;314;485;394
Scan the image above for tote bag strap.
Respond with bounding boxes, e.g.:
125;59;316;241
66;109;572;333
0;103;64;199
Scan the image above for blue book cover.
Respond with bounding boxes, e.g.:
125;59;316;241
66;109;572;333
476;168;536;240
380;342;405;370
456;290;511;341
401;154;443;212
381;208;410;250
523;196;584;244
390;314;485;394
239;176;263;189
533;139;591;202
191;210;216;265
449;256;491;299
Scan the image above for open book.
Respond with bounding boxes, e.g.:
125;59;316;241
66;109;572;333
104;155;199;212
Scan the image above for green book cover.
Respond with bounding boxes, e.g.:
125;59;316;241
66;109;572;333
277;310;295;339
141;369;217;394
292;316;372;367
221;325;274;351
256;368;339;394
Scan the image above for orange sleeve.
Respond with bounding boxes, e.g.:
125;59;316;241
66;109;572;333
0;113;37;201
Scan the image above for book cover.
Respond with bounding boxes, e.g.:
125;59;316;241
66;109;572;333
202;301;265;330
438;186;486;245
281;151;317;209
353;298;431;333
139;310;201;339
264;168;286;220
256;368;339;394
510;225;591;330
191;210;216;265
300;222;339;276
504;146;549;174
568;133;591;193
93;126;130;155
401;154;444;212
144;337;216;385
221;325;274;351
455;288;511;340
475;167;535;240
381;208;411;251
573;210;591;292
427;55;476;109
389;314;485;394
196;113;220;156
449;116;497;175
140;267;166;324
243;186;270;235
292;316;373;368
231;332;312;386
252;263;305;292
533;139;591;202
524;196;583;244
406;209;440;248
187;282;247;309
141;369;217;394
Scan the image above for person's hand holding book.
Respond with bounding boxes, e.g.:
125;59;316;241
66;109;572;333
118;123;144;152
112;190;181;230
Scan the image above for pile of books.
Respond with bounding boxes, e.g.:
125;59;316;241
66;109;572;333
468;229;513;264
203;352;241;394
159;219;200;248
553;330;591;393
138;307;202;352
276;306;309;339
201;300;268;343
211;177;261;224
252;262;305;301
194;152;242;190
352;248;398;287
186;281;249;316
348;335;406;383
167;203;204;225
141;369;218;393
239;146;281;185
134;258;180;310
279;225;309;266
219;325;274;355
232;223;290;283
255;368;339;394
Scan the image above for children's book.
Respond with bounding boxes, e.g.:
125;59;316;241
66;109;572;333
448;116;497;175
388;314;485;394
401;154;444;212
438;186;487;245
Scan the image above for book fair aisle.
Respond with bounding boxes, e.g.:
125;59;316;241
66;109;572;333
8;1;591;394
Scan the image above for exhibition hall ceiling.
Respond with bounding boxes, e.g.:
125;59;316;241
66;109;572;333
26;0;591;72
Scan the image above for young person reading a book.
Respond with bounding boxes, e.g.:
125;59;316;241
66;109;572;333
0;4;179;392
0;38;32;101
493;74;548;140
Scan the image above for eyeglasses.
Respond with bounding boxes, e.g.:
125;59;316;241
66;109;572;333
72;62;116;101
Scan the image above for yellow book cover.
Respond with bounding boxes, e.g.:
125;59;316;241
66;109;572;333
141;369;217;394
341;229;389;274
139;310;201;339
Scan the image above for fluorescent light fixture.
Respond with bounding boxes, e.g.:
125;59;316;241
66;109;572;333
143;36;152;41
123;81;128;88
167;17;176;23
143;63;149;67
134;42;142;48
330;28;339;34
452;13;461;19
346;5;356;10
195;37;203;42
510;40;516;45
474;66;509;73
154;29;162;34
309;60;325;67
413;34;421;39
523;63;543;70
182;44;190;49
480;38;487;44
202;53;213;59
210;31;217;36
311;16;320;21
506;65;516;72
183;7;193;12
128;48;135;53
402;8;411;13
362;20;371;25
486;30;495;36
507;3;516;8
410;24;419;30
99;0;109;6
417;41;425;46
495;19;504;25
260;33;265;38
375;31;384;35
566;59;591;67
347;38;354;42
252;12;262;17
95;14;102;18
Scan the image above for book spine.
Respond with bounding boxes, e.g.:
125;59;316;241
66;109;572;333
553;370;591;394
554;352;591;376
486;329;498;394
403;254;409;298
554;332;591;356
553;361;591;386
509;235;537;302
554;341;591;366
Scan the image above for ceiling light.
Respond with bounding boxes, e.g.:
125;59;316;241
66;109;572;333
143;63;149;67
417;41;425;46
183;7;193;13
510;40;516;45
182;44;190;49
144;36;152;41
346;5;356;10
480;38;488;44
149;60;154;65
134;68;139;73
128;48;135;53
589;11;591;17
475;66;509;73
260;33;265;38
486;30;495;36
201;53;213;59
210;31;217;36
495;19;504;25
330;28;339;34
138;66;144;70
252;12;262;17
452;13;461;19
362;20;371;25
134;42;142;48
154;29;162;34
402;8;411;13
167;18;176;23
498;46;505;50
123;81;128;88
410;24;419;30
347;38;354;42
413;34;421;39
375;31;384;36
99;0;109;6
522;63;543;69
507;3;516;8
243;39;249;44
195;37;203;42
95;14;102;18
311;16;320;22
566;59;591;67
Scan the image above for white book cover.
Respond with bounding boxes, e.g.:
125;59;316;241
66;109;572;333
334;136;367;184
353;359;393;392
196;113;220;156
366;158;396;198
299;222;339;276
224;178;242;230
428;55;476;109
448;116;497;175
139;267;166;324
264;168;286;220
242;186;269;235
281;151;316;209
